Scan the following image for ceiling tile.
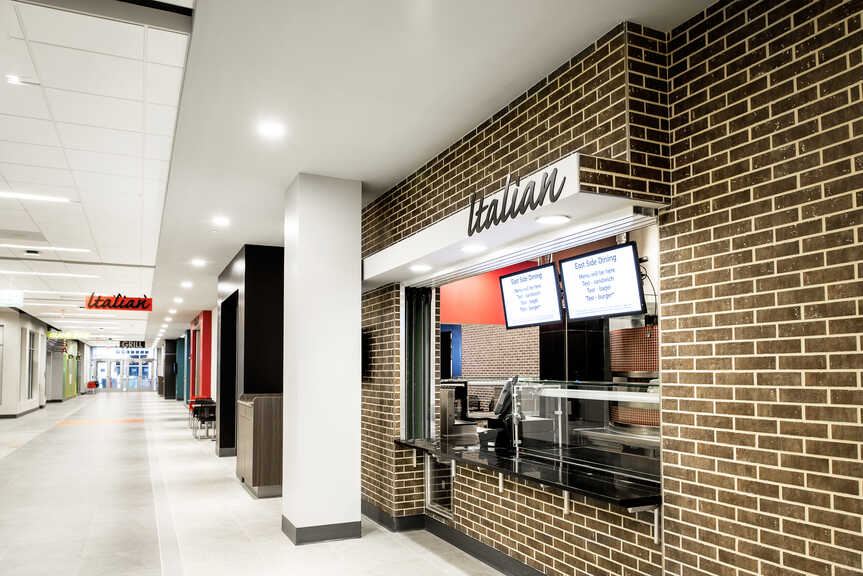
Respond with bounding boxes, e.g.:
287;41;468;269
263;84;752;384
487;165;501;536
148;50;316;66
146;28;188;67
0;141;67;169
74;171;142;197
144;134;172;160
145;103;176;135
44;88;143;132
7;2;22;38
55;122;143;156
0;162;74;186
7;38;37;81
0;208;38;232
0;114;61;146
30;43;143;100
5;181;81;202
16;2;144;59
0;81;51;118
146;62;182;105
144;159;168;181
66;149;142;178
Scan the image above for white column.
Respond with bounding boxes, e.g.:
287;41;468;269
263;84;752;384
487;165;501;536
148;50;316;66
282;173;361;544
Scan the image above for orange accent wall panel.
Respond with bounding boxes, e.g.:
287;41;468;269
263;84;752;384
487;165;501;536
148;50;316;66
440;261;537;325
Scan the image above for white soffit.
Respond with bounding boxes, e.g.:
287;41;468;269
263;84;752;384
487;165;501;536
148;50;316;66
362;153;662;289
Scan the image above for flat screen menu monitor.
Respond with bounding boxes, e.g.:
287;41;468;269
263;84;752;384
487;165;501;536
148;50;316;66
559;241;647;321
499;263;563;329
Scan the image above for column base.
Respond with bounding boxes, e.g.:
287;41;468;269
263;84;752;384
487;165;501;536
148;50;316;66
281;515;361;545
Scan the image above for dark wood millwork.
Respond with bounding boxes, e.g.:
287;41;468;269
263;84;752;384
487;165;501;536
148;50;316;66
216;244;284;456
236;394;282;498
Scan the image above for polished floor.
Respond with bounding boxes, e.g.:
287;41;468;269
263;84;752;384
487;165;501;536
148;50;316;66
0;393;502;576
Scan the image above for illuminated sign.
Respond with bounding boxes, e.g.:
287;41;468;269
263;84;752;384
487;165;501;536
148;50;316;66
48;330;90;339
86;293;152;311
120;340;146;348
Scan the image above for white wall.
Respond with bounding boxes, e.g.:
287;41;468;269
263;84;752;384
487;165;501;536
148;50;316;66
282;174;361;534
0;308;47;417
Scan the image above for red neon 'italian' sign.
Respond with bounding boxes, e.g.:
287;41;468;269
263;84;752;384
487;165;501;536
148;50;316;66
86;293;153;311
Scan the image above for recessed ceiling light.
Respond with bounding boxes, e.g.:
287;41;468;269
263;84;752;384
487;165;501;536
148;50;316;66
0;191;71;203
0;243;90;253
535;215;571;226
190;258;205;268
161;324;168;328
211;215;230;227
168;308;177;314
461;244;486;254
180;281;193;288
410;264;432;273
173;297;183;303
164;317;172;322
0;270;98;278
6;74;21;85
256;119;286;141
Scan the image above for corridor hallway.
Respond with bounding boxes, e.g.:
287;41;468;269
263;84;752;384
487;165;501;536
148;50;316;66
0;394;502;576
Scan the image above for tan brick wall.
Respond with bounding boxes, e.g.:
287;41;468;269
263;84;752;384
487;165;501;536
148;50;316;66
659;1;863;575
460;323;540;379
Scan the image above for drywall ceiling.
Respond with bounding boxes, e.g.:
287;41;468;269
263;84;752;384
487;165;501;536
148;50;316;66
147;0;714;342
0;0;188;345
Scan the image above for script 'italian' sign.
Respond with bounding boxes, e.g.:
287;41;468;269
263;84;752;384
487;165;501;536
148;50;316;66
86;293;152;311
467;167;566;236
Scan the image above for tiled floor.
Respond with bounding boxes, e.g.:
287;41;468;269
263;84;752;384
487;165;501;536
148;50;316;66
0;393;503;576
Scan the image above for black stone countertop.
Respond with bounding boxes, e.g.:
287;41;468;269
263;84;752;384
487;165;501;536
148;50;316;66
396;437;661;509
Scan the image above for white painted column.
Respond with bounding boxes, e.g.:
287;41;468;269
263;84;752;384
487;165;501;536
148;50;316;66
282;173;361;544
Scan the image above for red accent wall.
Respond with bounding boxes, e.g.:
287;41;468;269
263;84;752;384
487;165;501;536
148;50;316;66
440;261;537;325
191;310;212;398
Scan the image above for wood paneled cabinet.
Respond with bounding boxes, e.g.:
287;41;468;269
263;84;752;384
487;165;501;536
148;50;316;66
236;394;282;498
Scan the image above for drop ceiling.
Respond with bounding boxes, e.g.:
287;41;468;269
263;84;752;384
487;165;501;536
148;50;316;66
0;0;189;345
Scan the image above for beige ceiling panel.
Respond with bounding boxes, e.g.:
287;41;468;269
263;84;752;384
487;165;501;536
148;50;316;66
0;162;74;186
144;134;172;160
145;103;176;135
66;149;142;178
0;141;67;169
44;88;143;132
145;62;182;105
7;38;37;81
16;2;144;59
55;123;143;156
0;207;37;231
0;81;50;118
0;114;61;147
30;43;143;100
74;171;142;197
146;27;188;67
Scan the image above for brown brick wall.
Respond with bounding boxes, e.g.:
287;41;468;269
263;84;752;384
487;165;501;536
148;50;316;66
659;1;863;575
460;323;540;379
361;284;424;517
454;464;662;576
362;25;633;258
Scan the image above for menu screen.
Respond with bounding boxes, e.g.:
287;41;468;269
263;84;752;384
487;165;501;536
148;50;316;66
560;242;646;320
499;264;563;329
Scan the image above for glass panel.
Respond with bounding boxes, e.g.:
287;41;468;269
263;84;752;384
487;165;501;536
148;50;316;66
513;379;661;483
110;361;122;391
27;330;36;399
426;455;453;515
97;361;108;389
128;361;140;390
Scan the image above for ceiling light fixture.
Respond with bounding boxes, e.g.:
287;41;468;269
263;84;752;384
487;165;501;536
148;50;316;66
173;297;183;303
461;244;486;254
6;74;21;85
164;317;172;322
410;264;432;273
256;119;286;141
535;214;571;226
0;270;98;278
168;309;177;314
0;191;71;203
161;324;168;328
180;280;193;288
211;215;230;227
190;258;205;268
0;243;90;253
